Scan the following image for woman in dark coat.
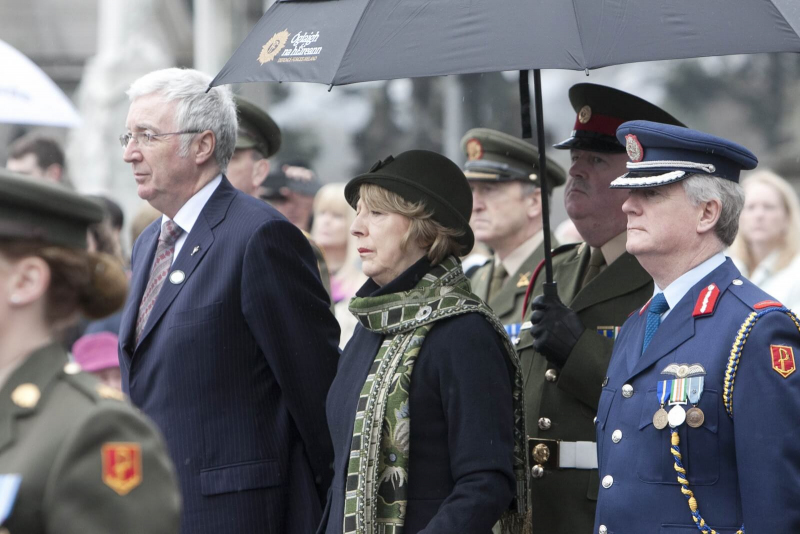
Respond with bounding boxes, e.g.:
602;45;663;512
318;150;529;534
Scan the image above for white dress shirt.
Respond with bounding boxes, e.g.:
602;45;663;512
161;174;222;264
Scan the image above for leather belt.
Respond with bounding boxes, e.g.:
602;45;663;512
528;438;598;470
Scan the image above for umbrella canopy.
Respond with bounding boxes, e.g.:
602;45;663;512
211;0;800;87
0;39;81;128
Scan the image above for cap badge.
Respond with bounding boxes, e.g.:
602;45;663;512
625;134;644;162
466;138;484;161
11;383;40;409
102;442;143;495
578;105;592;124
258;29;290;64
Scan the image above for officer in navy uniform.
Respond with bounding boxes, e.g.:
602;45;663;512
519;84;685;533
463;128;566;340
595;121;800;533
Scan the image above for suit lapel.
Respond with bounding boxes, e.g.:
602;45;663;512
571;252;651;313
134;178;237;348
119;223;160;364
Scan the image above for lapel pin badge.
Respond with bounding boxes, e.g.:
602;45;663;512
191;246;200;256
169;270;186;285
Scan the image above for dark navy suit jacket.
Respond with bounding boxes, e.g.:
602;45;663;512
595;259;800;533
118;178;341;534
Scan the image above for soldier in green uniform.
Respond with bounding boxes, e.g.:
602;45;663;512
463;128;566;341
0;169;181;534
228;96;333;304
518;84;685;532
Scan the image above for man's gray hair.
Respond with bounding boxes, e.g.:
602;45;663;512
127;68;237;173
681;174;745;247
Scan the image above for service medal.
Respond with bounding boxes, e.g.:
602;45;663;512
668;404;686;428
686;407;705;428
653;408;669;430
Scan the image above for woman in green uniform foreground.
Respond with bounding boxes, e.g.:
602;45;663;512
0;169;180;533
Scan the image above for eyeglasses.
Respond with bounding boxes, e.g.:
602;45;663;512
119;131;202;148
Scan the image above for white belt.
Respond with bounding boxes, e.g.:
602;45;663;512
558;441;598;469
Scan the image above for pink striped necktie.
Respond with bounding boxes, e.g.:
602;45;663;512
135;219;183;345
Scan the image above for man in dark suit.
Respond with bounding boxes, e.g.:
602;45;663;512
117;68;341;534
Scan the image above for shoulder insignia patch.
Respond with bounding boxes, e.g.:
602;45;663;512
97;384;126;402
102;443;142;495
692;283;721;317
755;300;783;310
771;345;796;378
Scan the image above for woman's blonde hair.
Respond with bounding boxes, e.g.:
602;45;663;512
312;183;363;284
729;169;800;273
356;183;464;265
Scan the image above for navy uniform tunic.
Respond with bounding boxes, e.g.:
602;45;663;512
318;258;516;534
595;257;800;533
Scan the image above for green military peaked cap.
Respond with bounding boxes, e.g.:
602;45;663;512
460;128;566;189
0;168;103;249
235;96;282;158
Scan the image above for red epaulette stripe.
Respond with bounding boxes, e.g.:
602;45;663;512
692;283;720;317
755;300;783;310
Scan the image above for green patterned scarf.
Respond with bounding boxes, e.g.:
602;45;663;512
343;256;529;534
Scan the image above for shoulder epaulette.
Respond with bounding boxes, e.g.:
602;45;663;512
61;370;128;404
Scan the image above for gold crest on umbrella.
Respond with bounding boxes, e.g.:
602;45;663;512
258;30;290;65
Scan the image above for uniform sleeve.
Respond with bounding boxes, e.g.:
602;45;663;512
557;329;615;410
44;403;181;534
241;219;341;501
420;316;516;534
732;310;800;530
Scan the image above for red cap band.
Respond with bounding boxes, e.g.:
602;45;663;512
573;112;626;137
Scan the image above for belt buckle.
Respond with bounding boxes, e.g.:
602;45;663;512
527;437;560;470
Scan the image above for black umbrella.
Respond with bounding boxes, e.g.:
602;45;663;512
210;0;800;293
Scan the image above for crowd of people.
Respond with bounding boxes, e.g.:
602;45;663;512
1;66;799;534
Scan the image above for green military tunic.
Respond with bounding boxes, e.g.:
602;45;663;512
518;242;652;533
471;239;553;332
0;343;180;534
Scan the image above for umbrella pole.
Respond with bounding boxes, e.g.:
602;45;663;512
532;69;557;294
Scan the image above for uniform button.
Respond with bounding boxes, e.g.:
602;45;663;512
538;417;552;431
612;429;622;443
732;279;744;286
599;526;608;534
514;337;521;346
63;362;82;375
593;417;598;424
622;384;634;398
531;465;544;479
545;369;558;382
602;376;609;387
602;475;613;488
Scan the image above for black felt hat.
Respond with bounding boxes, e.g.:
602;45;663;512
345;150;475;254
554;83;685;153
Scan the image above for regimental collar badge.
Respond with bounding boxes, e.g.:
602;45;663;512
661;362;707;379
578;105;592;124
692;283;721;317
466;138;484;161
516;272;530;288
625;134;644;162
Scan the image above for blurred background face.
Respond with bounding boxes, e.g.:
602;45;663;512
564;149;630;245
95;366;122;391
313;207;349;249
470;181;533;249
6;153;46;177
277;190;315;231
740;181;788;248
351;197;424;286
227;148;269;197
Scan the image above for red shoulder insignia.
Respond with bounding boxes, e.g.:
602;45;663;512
771;345;796;378
692;283;720;317
755;300;783;310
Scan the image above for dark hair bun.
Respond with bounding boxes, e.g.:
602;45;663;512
79;252;128;319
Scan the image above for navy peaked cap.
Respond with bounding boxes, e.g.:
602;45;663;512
610;120;758;189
